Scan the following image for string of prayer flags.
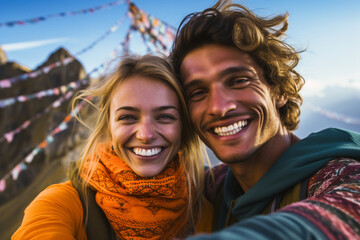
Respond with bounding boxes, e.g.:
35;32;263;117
0;57;74;88
0;179;5;192
0;13;127;89
0;78;88;108
0;0;126;28
138;28;161;53
24;98;87;164
0;89;78;144
11;163;27;181
120;26;133;56
75;12;128;55
128;3;176;54
0;98;89;191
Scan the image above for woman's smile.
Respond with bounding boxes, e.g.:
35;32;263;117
132;147;162;157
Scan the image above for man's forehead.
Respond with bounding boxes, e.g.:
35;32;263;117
180;44;264;86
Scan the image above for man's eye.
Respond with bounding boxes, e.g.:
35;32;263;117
229;78;249;87
188;89;207;100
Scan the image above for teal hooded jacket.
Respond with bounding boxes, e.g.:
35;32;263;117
189;128;360;240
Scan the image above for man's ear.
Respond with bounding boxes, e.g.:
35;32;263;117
276;94;288;108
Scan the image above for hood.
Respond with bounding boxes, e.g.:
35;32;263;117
223;128;360;221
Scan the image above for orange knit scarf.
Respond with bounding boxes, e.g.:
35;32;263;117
85;143;191;239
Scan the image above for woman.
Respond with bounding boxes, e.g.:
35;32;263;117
12;54;212;240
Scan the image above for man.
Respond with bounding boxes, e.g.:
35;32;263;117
170;0;360;239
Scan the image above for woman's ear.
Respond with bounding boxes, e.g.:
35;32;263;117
276;94;288;108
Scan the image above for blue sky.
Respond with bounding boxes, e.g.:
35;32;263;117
1;0;360;137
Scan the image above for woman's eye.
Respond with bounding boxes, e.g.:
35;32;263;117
118;115;137;121
157;114;176;121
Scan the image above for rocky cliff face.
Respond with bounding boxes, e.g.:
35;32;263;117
0;47;89;204
0;46;7;65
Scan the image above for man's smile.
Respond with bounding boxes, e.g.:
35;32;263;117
213;120;248;136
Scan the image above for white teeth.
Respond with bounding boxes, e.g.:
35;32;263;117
213;120;248;136
133;147;161;156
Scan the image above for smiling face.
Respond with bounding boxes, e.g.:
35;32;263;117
180;44;286;164
109;75;182;177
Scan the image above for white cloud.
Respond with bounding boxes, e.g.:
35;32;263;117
301;78;360;98
2;38;69;52
301;80;326;98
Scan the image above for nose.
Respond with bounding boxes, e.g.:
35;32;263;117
136;118;156;142
207;85;236;117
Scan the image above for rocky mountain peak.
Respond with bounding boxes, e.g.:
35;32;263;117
35;47;72;70
0;46;7;65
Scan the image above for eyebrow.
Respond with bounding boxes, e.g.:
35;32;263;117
218;66;255;78
183;79;202;91
115;106;138;113
157;106;179;112
183;66;255;90
114;105;178;113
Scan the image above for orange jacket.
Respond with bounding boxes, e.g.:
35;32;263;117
12;181;87;240
12;181;212;239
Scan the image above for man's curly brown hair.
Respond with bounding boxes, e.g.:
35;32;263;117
170;0;304;131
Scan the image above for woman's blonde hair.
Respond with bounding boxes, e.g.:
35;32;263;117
72;54;207;228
